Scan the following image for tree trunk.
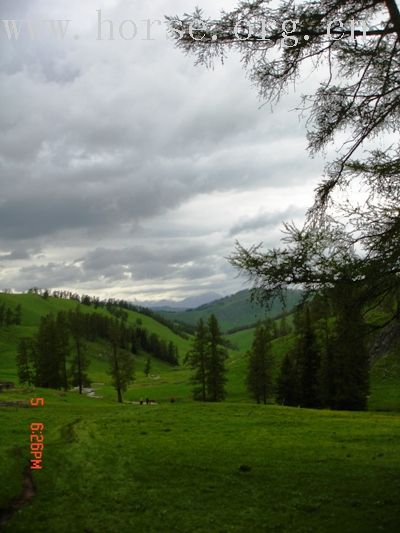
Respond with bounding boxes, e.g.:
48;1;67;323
117;387;123;403
113;342;123;403
201;354;206;402
77;338;82;395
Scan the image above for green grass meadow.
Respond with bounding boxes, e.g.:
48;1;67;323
1;391;400;532
1;293;400;531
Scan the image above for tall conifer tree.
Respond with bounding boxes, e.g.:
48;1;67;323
108;319;134;403
276;353;299;407
206;315;228;402
185;319;209;401
330;284;369;411
16;338;34;386
246;324;273;404
296;307;321;408
68;307;90;393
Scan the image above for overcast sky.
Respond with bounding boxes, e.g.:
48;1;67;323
0;0;326;302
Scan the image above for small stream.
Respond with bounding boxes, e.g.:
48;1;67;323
0;465;36;531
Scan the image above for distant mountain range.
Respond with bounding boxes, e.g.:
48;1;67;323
154;289;303;332
132;292;223;311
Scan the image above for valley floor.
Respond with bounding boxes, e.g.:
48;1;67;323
1;390;400;532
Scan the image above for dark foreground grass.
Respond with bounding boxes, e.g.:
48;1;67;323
1;390;400;533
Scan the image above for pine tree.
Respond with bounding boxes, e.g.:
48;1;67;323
16;338;34;386
246;324;273;404
68;308;90;394
144;356;151;377
330;284;369;411
319;339;335;409
279;305;321;409
185;319;209;401
310;291;335;408
276;353;298;407
296;307;321;408
56;312;70;391
108;320;134;403
35;314;69;389
0;303;5;326
131;330;139;354
5;307;13;326
206;315;228;402
13;304;22;325
167;341;179;365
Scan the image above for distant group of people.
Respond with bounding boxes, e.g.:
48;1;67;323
139;398;154;405
138;397;176;405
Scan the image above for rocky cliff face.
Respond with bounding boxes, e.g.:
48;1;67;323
369;321;400;362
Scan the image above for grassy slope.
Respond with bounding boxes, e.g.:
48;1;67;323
0;293;191;352
1;390;400;532
160;289;302;331
0;294;193;403
1;294;400;531
1;293;399;409
0;292;190;361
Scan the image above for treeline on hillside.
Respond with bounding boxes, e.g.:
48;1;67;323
16;308;179;402
23;287;192;337
187;287;375;411
185;313;279;404
184;312;293;404
0;302;22;327
276;288;370;411
227;313;292;338
245;289;371;411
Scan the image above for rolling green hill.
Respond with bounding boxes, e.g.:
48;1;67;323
1;292;399;409
0;293;193;402
159;289;302;332
0;292;191;351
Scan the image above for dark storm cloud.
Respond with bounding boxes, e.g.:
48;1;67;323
0;99;317;243
0;195;108;240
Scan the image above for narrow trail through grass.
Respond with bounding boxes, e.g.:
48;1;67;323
0;464;36;531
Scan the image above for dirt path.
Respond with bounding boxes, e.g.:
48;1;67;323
0;465;36;531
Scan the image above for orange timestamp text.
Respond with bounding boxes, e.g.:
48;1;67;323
30;397;45;470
